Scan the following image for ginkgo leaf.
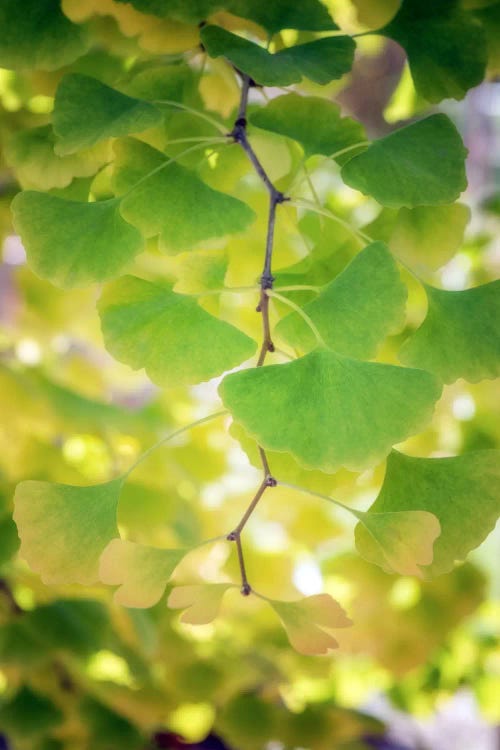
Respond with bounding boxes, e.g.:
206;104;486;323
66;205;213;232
53;74;163;155
382;0;487;103
341;115;467;208
267;593;352;655
219;349;442;472
99;539;186;607
13;479;122;585
276;242;407;357
354;510;441;577
399;282;500;383
228;0;338;34
250;94;366;163
201;27;355;86
11;193;144;288
167;583;235;624
98;275;257;387
200;26;301;87
114;138;255;252
0;0;89;71
4;125;109;190
362;450;500;578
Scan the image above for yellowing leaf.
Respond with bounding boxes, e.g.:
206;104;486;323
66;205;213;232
267;593;352;655
167;583;235;624
99;539;186;607
13;479;122;585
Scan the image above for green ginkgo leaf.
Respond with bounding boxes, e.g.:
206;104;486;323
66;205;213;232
399;281;500;383
0;0;89;71
382;0;487;103
361;450;500;577
219;349;442;472
53;74;163;155
5;125;109;190
354;510;441;577
13;479;122;585
228;0;338;34
341;115;467;208
201;26;355;86
276;242;407;357
11;193;144;288
267;593;352;655
99;539;186;607
114;138;255;252
250;93;366;162
167;583;236;624
98;275;257;387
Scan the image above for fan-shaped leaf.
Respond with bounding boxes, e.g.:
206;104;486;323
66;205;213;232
98;275;257;387
13;479;122;585
219;349;442;472
167;583;235;624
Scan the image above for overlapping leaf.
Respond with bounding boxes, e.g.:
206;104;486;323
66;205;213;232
276;242;407;357
382;0;487;102
360;450;500;577
53;74;163;154
168;583;236;624
399;281;500;383
201;26;355;87
267;593;352;655
99;539;186;607
219;349;442;472
11;193;144;288
13;479;122;585
113;138;255;251
98;275;257;387
0;0;88;71
250;94;367;163
341;115;467;208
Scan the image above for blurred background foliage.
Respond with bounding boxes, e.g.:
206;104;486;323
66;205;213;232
0;0;499;748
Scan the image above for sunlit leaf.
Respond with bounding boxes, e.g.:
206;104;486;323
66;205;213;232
362;449;500;577
220;349;442;472
0;0;88;71
341;115;467;208
11;193;144;288
114;138;255;252
267;593;352;655
250;93;366;162
53;74;163;155
13;479;122;585
276;242;407;357
99;539;186;607
167;583;235;624
399;282;500;383
98;275;257;387
354;509;441;577
382;0;487;102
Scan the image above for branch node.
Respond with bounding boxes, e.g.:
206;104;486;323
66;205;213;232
265;476;277;488
227;531;237;541
260;273;275;290
240;583;252;596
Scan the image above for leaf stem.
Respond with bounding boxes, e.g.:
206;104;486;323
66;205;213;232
276;480;363;522
153;99;228;134
290;197;372;246
267;290;327;349
123;410;228;477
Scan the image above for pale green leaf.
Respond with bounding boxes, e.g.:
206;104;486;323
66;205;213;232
99;539;186;607
167;583;235;624
13;479;122;585
219;349;442;472
98;275;257;387
11;193;144;288
250;93;366;162
354;510;441;577
53;74;162;155
399;281;500;383
362;450;500;577
5;125;109;190
276;242;407;357
0;0;88;71
268;593;352;655
383;0;487;102
341;115;467;208
114;138;255;252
